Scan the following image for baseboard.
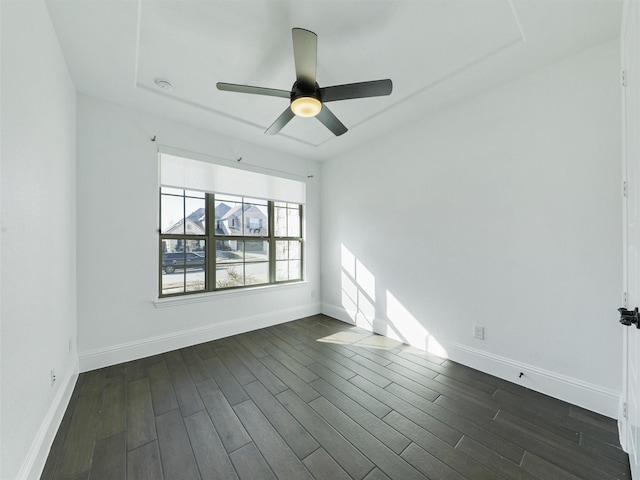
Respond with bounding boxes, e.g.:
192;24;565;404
321;302;620;419
79;303;321;372
444;341;620;418
17;358;79;480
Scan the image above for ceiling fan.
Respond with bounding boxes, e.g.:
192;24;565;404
217;28;393;137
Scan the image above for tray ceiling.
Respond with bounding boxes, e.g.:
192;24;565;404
46;0;622;160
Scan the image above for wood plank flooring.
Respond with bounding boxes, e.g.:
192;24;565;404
41;315;631;480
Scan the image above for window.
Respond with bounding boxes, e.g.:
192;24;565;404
158;154;305;297
214;195;270;288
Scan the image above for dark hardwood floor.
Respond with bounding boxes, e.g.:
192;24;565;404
41;315;631;479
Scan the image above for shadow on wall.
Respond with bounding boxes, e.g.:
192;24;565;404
339;244;448;357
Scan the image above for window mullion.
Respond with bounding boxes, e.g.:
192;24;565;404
207;193;215;292
299;204;304;282
269;201;275;283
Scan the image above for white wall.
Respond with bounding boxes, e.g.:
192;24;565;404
76;95;321;371
1;1;78;479
321;39;623;417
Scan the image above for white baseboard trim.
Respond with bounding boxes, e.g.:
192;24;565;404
17;358;79;480
79;303;321;372
321;303;620;419
444;341;619;418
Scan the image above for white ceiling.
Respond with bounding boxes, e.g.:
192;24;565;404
45;0;622;161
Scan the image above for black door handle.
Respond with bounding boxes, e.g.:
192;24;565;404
619;307;640;328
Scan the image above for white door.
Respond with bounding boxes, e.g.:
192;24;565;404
621;1;640;477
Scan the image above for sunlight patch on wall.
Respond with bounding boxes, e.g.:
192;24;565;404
355;259;376;300
386;290;448;358
342;244;356;277
340;271;360;322
341;244;376;329
340;243;447;358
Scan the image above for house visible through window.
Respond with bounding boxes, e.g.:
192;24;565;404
158;153;305;297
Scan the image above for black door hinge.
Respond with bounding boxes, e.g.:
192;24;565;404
619;307;640;328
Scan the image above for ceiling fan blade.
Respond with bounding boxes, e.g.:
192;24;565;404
292;28;317;88
265;107;296;135
316;105;347;136
217;82;290;98
320;79;393;102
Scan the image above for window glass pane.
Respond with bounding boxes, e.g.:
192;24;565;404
162;240;206;270
162;271;185;295
276;240;288;260
187;239;207;255
186;267;206;292
162;238;183;258
287;207;300;237
161;194;184;234
246;262;269;285
161;239;186;296
289;260;301;280
289;240;301;260
244;202;269;237
276;261;289;282
276;240;300;261
245;240;268;262
186;244;206;292
216;240;243;263
217;264;244;288
185;197;206;235
275;206;287;237
215;196;242;236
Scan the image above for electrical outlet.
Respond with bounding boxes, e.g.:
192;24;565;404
50;369;56;386
473;325;485;340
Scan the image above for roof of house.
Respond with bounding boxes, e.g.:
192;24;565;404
221;204;267;221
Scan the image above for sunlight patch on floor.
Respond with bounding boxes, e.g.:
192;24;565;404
316;330;372;345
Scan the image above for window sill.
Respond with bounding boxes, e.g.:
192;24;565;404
154;281;308;308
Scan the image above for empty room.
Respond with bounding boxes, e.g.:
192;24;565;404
3;0;639;479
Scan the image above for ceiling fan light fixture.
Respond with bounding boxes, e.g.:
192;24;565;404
291;96;322;117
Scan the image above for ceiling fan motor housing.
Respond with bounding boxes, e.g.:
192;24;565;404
291;81;321;101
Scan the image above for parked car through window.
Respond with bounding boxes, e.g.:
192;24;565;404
162;252;206;274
